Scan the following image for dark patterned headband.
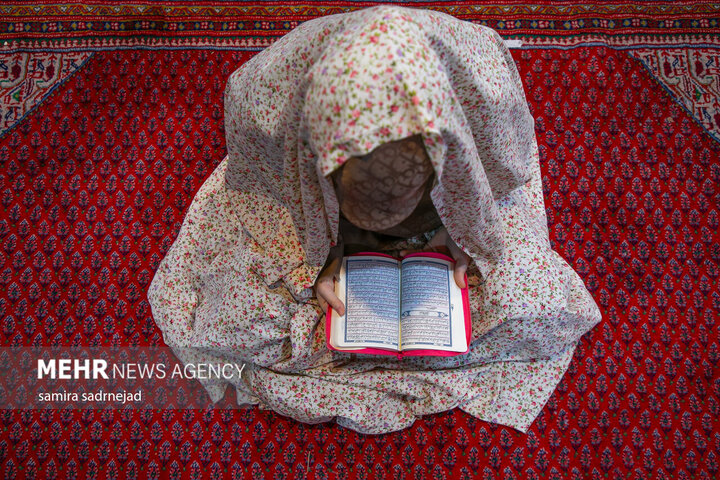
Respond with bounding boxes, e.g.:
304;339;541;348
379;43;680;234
331;135;434;232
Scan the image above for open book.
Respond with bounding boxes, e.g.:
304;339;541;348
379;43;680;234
326;252;471;358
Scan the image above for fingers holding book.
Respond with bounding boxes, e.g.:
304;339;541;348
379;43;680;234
315;254;346;317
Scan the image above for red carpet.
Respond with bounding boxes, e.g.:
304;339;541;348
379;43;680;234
1;3;719;479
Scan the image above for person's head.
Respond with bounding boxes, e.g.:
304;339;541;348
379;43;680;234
330;135;433;232
224;6;536;273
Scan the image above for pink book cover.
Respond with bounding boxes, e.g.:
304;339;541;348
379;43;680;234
325;251;471;359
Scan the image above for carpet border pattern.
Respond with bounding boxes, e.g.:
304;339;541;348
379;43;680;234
0;2;719;52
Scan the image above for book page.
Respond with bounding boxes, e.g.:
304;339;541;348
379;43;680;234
330;256;400;350
399;256;467;352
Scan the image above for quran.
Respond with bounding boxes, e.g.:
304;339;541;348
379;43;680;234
326;252;471;358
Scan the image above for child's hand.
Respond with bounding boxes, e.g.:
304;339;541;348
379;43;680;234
401;227;470;289
314;246;345;316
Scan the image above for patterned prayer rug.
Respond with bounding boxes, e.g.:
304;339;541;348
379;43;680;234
0;2;719;479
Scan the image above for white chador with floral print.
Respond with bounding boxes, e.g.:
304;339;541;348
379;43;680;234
148;6;601;434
